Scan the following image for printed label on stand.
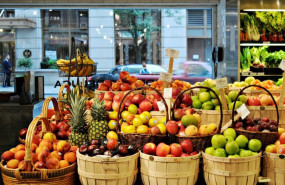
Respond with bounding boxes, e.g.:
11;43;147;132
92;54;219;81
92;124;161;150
157;101;166;111
165;48;180;58
279;60;285;71
237;104;250;120
159;72;172;83
216;77;228;89
163;88;172;99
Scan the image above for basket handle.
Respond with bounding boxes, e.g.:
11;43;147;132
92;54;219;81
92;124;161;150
231;85;279;128
41;97;61;123
23;116;51;173
172;86;223;134
58;84;71;112
116;86;169;132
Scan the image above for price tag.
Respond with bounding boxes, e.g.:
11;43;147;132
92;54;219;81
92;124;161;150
159;72;172;83
165;48;180;58
163;88;172;99
279;60;285;71
237;104;250;120
157;101;166;111
216;77;228;89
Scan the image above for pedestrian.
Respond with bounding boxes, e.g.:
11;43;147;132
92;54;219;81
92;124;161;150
140;62;151;74
3;54;12;87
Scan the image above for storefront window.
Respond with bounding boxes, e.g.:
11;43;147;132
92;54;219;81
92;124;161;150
42;9;88;62
114;9;161;65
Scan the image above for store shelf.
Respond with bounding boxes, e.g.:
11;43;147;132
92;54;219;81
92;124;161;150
240;43;285;46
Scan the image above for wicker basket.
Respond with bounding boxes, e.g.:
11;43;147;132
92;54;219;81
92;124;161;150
262;152;285;185
41;97;61;123
58;84;71;114
77;150;139;185
232;85;279;148
1;116;76;185
140;151;200;185
116;86;169;150
173;86;223;151
202;152;261;185
194;109;232;128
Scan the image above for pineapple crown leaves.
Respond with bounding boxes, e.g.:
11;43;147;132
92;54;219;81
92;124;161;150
91;99;108;122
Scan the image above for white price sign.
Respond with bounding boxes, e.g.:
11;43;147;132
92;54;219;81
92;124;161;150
237;104;250;120
157;101;166;111
216;77;228;89
163;88;172;99
159;72;172;83
279;59;285;71
165;48;180;58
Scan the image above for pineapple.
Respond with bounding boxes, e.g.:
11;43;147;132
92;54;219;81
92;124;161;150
64;89;88;146
88;99;108;142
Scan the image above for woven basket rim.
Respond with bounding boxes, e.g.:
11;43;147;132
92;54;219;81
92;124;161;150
118;132;166;137
175;133;215;139
236;129;278;135
139;150;201;161
202;151;262;161
76;150;140;160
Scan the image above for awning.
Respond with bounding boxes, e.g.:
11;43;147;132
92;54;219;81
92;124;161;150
0;18;36;29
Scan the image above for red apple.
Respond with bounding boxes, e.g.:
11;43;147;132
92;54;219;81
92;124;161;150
277;144;285;154
143;143;156;155
120;83;131;91
112;100;123;112
132;94;145;105
103;80;112;88
56;130;68;140
260;95;274;106
279;133;285;144
180;103;188;109
145;94;155;104
181;94;192;106
58;122;69;131
190;151;198;156
49;123;58;133
248;97;261;106
153;99;159;111
172;88;181;99
180;139;193;154
184;108;195;115
104;100;112;111
262;117;270;122
114;92;124;102
107;139;118;150
166;121;178;135
153;93;161;101
174;109;184;120
180;153;190;157
98;83;108;91
104;92;115;101
150;126;161;135
139;100;153;112
170;143;183;157
124;99;132;110
156;143;170;157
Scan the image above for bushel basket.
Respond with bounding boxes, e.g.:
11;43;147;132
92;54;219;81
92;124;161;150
174;86;223;151
116;86;168;150
1;116;76;185
231;85;279;148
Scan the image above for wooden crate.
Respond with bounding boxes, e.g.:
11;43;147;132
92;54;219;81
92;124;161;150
243;89;281;96
77;150;139;185
194;109;232;127
202;152;261;185
140;151;200;185
262;152;285;185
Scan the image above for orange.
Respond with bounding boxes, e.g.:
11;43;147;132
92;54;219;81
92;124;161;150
106;131;118;140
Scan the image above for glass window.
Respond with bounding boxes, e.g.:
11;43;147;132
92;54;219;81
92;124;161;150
42;9;88;61
114;9;161;65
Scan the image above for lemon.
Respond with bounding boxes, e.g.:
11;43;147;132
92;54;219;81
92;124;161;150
137;125;149;134
133;117;143;127
128;104;138;114
108;120;117;130
121;111;130;120
157;123;166;134
149;118;159;127
125;125;136;133
106;131;118;140
159;117;167;125
142;111;151;122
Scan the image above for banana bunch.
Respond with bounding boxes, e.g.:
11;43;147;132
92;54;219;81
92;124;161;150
56;54;95;77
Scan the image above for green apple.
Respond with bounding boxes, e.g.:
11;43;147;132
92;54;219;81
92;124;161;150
205;147;215;156
202;101;214;110
225;136;234;143
228;101;243;110
228;154;240;158
191;96;199;101
239;150;253;157
252;152;259;156
219;95;231;104
228;91;239;102
235;135;248;149
240;82;249;87
194;82;202;87
204;79;216;88
233;82;241;87
211;134;226;149
225;141;240;155
223;128;237;139
210;87;220;99
248;139;262;152
238;95;248;104
245;76;255;85
192;100;202;109
214;148;227;157
211;99;219;106
215;105;221;110
199;92;211;103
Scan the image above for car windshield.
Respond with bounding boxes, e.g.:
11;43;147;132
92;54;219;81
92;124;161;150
176;62;212;77
146;64;167;74
110;64;167;75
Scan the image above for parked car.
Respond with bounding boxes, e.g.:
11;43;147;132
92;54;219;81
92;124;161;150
88;62;212;89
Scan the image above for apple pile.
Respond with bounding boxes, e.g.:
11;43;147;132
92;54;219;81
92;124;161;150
97;71;145;91
247;94;284;106
78;139;137;158
1;132;77;170
143;139;198;157
265;129;285;154
150;80;191;92
234;117;278;132
205;128;261;158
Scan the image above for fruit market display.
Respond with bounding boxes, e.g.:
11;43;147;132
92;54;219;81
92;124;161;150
265;130;285;154
56;53;96;77
205;128;261;157
1;132;77;170
97;71;144;91
234;117;278;132
142;139;198;157
78;139;137;157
